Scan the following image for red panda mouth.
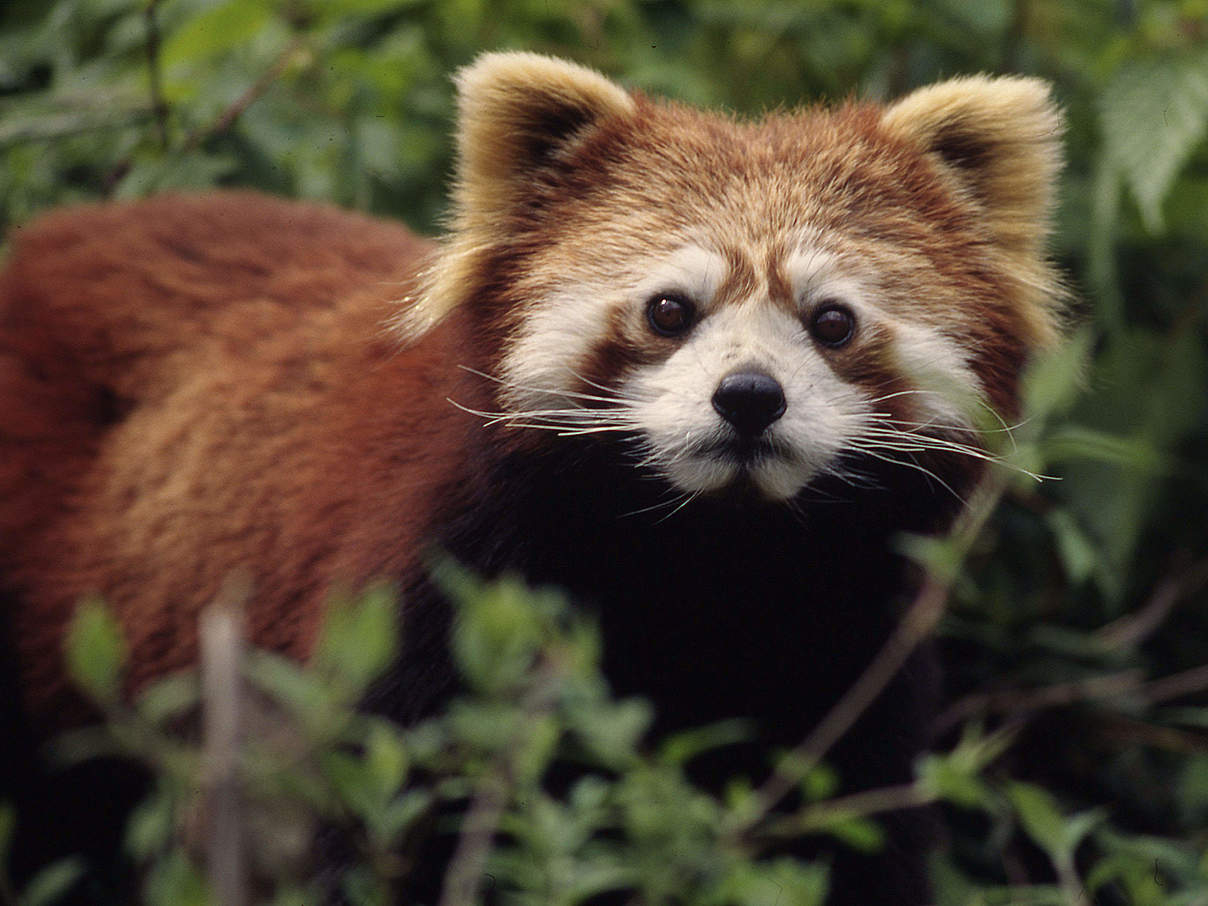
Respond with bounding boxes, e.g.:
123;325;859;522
701;435;784;467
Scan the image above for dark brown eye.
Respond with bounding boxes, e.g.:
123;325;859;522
809;303;855;347
647;294;695;337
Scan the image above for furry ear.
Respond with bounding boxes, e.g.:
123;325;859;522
882;76;1064;258
451;52;635;231
394;53;634;338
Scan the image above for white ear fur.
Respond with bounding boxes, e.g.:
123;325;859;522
396;53;634;337
882;75;1064;259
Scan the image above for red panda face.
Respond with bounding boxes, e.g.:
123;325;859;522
493;235;987;502
402;54;1064;503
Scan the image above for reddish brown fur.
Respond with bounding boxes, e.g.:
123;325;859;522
0;193;479;721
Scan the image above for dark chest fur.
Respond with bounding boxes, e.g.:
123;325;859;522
368;433;953;903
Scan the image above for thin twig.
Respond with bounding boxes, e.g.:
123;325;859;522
143;0;169;148
934;661;1208;739
1095;556;1208;650
934;669;1145;735
200;572;252;906
1142;663;1208;705
733;474;1010;837
437;664;564;906
765;782;937;839
437;771;508;906
181;38;306;153
935;556;1208;734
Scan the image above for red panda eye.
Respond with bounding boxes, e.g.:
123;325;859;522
809;304;855;347
646;294;695;336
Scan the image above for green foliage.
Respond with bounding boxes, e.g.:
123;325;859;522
0;807;84;906
1099;52;1208;235
63;597;128;707
3;2;1208;904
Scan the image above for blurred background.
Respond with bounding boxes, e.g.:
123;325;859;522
1;0;1206;902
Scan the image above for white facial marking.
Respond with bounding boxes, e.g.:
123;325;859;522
885;322;982;427
498;245;727;413
495;239;988;502
787;245;981;426
625;302;867;501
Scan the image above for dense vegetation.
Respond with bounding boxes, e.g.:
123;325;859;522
1;1;1206;904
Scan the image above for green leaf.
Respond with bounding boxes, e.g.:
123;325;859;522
64;598;127;705
449;575;547;696
364;720;409;803
1045;509;1098;584
1100;52;1208;233
708;856;830;906
376;789;433;844
1007;782;1063;851
1021;327;1092;423
657;718;750;767
160;0;274;69
246;651;333;720
340;865;390;906
513;713;560;786
21;858;85;906
1008;782;1084;861
136;673;201;726
894;533;964;583
113;152;238;200
321;750;378;819
125;786;175;861
800;763;840;803
817;814;885;853
312;0;429;24
143;850;209;906
311;584;399;696
917;752;991;810
1041;425;1168;472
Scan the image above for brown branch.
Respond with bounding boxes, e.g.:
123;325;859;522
936;556;1208;735
732;474;1011;838
765;782;937;839
1142;663;1208;705
1095;555;1208;650
934;669;1146;735
200;572;252;906
181;39;306;153
934;661;1208;739
437;770;508;906
437;664;564;906
143;0;169;148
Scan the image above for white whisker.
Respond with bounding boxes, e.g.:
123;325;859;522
457;365;636;407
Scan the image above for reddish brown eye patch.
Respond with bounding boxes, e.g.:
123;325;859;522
808;303;856;347
646;293;695;337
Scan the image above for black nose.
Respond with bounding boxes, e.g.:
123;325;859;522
711;370;786;437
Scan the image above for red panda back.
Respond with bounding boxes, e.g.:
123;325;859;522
0;193;460;721
1;192;425;398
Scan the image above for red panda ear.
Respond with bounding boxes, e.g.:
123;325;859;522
395;54;634;339
451;52;635;230
882;76;1064;259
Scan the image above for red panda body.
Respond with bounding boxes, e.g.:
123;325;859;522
0;193;470;720
0;54;1064;904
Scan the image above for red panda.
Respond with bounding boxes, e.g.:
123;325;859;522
0;53;1063;903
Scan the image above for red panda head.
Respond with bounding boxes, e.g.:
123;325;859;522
401;53;1065;504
